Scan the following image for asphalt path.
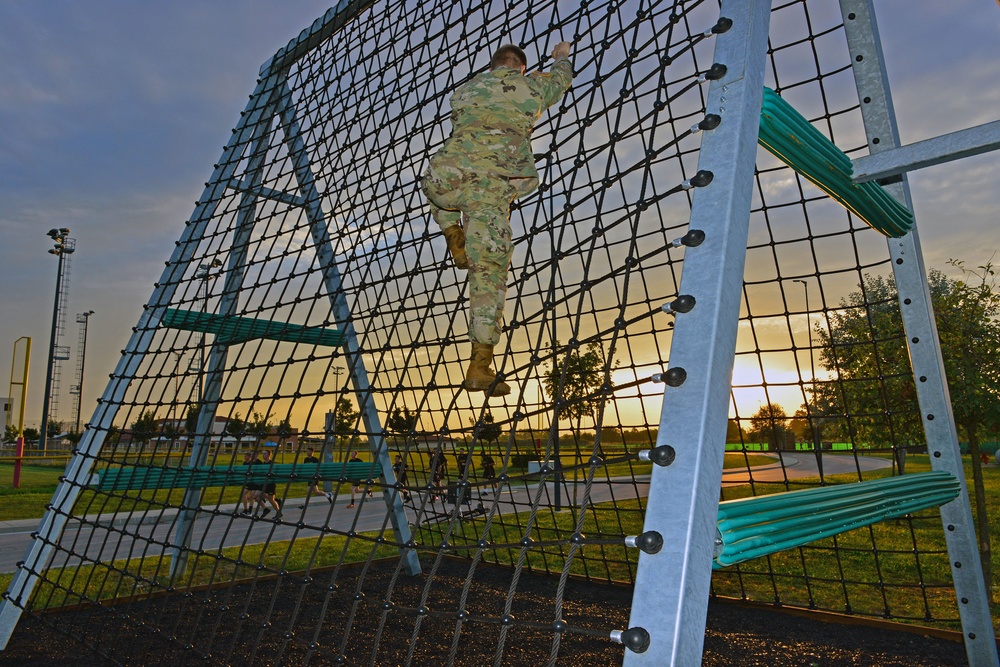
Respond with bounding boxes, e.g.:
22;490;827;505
0;454;892;575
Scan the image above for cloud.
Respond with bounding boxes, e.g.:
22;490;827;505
1;0;997;432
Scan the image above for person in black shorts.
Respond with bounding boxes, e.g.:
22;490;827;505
302;447;334;506
347;450;372;508
254;448;283;521
392;454;410;501
481;453;497;494
240;450;260;516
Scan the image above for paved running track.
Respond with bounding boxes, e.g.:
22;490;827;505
0;453;891;574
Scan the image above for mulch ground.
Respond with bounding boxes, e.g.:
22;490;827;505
0;557;972;666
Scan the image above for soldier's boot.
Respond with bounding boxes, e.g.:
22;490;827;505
443;225;468;269
463;343;511;397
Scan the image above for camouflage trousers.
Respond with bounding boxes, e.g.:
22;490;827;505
422;159;535;345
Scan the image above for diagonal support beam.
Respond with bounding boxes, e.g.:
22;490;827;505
226;178;307;207
623;1;772;665
274;81;421;576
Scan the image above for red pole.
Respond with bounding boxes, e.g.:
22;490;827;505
13;436;24;489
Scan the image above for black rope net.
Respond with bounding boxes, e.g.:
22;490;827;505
3;0;962;664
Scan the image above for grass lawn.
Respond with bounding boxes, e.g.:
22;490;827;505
2;455;996;635
1;528;400;613
0;464;62;522
0;452;775;523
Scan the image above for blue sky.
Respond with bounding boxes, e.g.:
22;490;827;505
1;1;998;429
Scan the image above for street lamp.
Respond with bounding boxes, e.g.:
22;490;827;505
196;259;223;401
331;366;344;457
793;278;822;473
40;228;75;454
792;279;816;386
74;310;95;434
170;351;184;430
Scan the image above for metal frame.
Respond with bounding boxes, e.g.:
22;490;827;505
623;1;772;664
839;1;998;664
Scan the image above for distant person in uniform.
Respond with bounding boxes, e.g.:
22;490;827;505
422;42;573;396
239;450;257;515
347;450;372;508
302;447;334;506
392;454;410;501
255;448;283;521
481;453;497;494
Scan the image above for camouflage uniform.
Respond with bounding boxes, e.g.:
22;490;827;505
423;57;573;345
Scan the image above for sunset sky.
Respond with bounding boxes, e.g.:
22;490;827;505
1;1;998;432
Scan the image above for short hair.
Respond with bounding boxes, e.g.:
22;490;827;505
491;44;527;70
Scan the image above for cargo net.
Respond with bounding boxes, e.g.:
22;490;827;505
3;0;960;665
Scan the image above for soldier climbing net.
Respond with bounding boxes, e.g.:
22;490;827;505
1;0;992;665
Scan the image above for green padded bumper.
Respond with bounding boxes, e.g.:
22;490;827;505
758;87;914;238
91;461;381;492
161;308;345;347
714;471;959;568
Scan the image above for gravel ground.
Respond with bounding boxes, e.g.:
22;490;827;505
0;558;971;666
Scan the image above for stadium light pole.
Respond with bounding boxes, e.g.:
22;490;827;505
39;228;74;455
74;310;95;434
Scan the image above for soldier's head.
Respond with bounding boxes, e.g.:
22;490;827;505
491;44;527;73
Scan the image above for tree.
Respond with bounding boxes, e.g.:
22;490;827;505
789;404;836;445
934;260;1000;598
543;341;611;427
47;420;63;438
160;423;181;442
814;274;922;447
247;411;273;444
817;262;1000;598
332;398;361;457
747;403;792;451
725;419;744;444
130;410;158;448
544;341;615;509
184;402;203;436
22;427;39;444
3;425;19;444
386;406;418;448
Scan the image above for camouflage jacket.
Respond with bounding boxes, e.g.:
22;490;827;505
432;57;573;185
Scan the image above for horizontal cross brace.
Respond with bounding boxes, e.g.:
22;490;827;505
161;308;344;347
852;119;1000;183
226;178;306;207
